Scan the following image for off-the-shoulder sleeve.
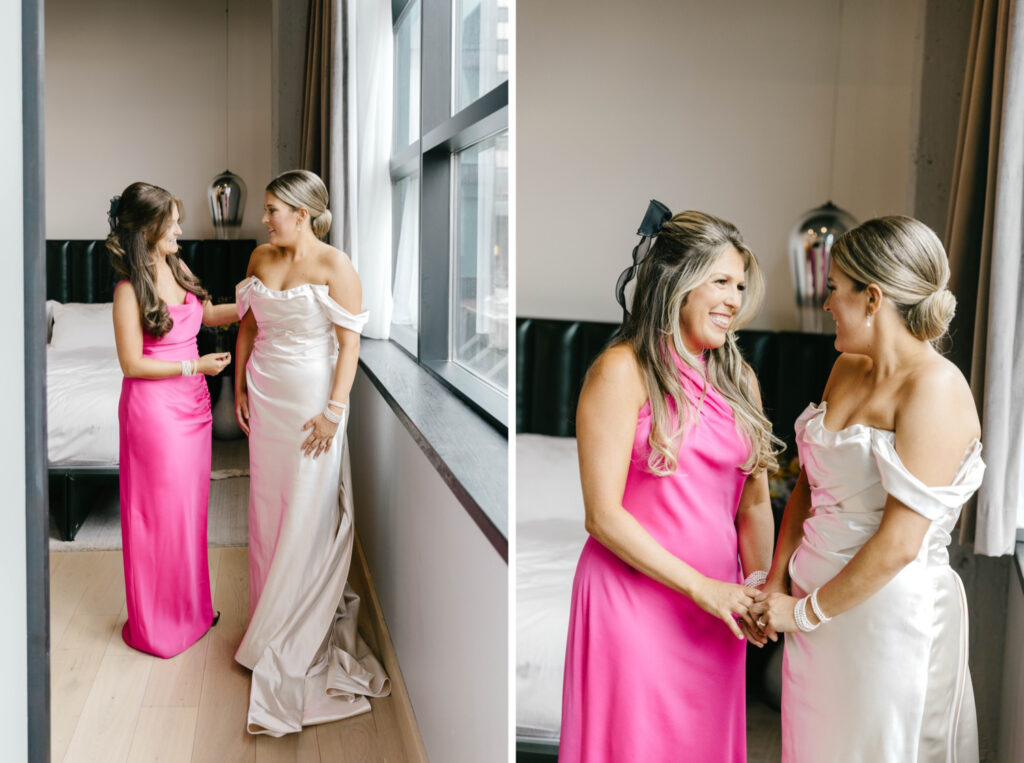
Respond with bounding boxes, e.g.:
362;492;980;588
236;277;257;318
313;287;369;334
870;431;985;520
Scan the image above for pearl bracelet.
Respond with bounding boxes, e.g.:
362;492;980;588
793;595;821;632
181;359;196;377
809;587;832;624
743;570;768;589
323;400;347;424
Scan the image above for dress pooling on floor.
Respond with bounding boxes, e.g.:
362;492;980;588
560;354;750;763
782;403;984;762
233;276;390;737
119;289;215;658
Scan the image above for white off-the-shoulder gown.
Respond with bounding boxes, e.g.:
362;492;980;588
233;276;390;737
783;403;985;763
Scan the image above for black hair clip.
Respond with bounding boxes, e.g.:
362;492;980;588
107;195;121;232
615;199;672;320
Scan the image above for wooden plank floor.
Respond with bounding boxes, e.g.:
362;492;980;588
51;547;422;763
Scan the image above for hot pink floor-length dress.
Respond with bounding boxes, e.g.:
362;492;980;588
118;289;215;658
560;354;750;763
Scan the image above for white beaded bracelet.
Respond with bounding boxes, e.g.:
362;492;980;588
809;588;832;624
793;596;820;633
322;407;342;424
743;570;768;589
181;359;196;377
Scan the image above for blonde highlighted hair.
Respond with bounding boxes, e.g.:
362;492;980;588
266;169;332;238
829;215;956;345
613;210;782;476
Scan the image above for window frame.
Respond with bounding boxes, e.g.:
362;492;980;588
390;0;509;429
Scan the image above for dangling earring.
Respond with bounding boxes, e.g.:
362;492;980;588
866;313;872;328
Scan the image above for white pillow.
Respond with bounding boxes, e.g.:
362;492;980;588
516;433;585;524
49;302;116;349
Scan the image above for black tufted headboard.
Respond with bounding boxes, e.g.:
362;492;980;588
46;239;254;304
516;317;839;452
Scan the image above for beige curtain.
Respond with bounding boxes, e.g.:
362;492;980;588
947;0;1024;556
300;0;335;187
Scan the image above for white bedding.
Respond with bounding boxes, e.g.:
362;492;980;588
516;434;589;741
47;346;122;465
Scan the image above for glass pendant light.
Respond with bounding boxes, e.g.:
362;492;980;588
788;201;856;333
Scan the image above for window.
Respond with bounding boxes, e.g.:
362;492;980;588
390;0;510;427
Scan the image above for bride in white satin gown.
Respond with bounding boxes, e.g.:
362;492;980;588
233;170;389;737
751;216;984;762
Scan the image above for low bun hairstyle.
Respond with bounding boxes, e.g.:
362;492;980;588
105;181;208;337
266;169;332;238
829;215;956;343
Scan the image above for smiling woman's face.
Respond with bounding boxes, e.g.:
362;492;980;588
824;262;871;352
677;246;746;354
261;191;302;247
153;204;182;258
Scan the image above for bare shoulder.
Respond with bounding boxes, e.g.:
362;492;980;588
320;244;362;313
247;243;279;277
822;352;871;402
582;344;646;407
899;354;979;439
318;244;358;280
113;279;137;304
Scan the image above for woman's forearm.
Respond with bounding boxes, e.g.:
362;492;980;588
812;505;928;620
120;357;195;380
736;499;774;580
235;320;256;394
586;504;705;598
765;470;812;591
327;334;360;407
203;302;239;327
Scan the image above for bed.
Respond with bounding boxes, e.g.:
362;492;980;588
46;238;253;540
514;317;838;757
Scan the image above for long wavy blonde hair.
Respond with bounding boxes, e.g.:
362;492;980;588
612;210;782;476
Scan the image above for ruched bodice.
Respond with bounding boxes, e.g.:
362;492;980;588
783;403;985;763
237;276;368;358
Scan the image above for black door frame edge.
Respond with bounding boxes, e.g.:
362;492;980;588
24;0;50;760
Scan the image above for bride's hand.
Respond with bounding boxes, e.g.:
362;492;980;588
749;592;801;640
301;413;339;458
690;577;757;640
235;387;250;436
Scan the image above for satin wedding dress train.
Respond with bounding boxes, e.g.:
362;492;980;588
782;403;984;762
234;276;390;737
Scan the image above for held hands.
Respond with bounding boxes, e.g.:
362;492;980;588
196;352;231;376
300;413;339;459
748;592;803;641
690;577;759;641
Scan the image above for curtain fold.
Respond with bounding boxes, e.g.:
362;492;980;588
301;0;334;186
947;0;1024;556
330;0;394;339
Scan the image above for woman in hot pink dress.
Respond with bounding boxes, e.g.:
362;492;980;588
108;182;237;658
560;207;779;762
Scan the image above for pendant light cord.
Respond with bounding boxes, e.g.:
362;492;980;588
828;0;845;200
224;0;230;169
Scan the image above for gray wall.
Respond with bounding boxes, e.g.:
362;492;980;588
348;371;508;762
45;0;272;240
518;0;926;330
